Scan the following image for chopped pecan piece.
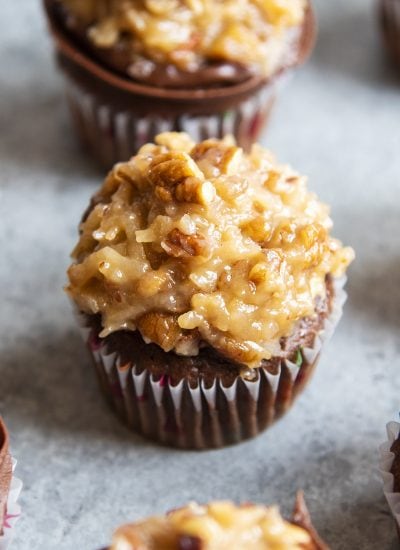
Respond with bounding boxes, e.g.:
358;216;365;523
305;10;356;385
214;336;260;366
148;152;211;204
137;312;183;352
162;228;208;258
191;140;242;175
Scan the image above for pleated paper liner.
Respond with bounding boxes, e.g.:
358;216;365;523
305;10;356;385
74;277;346;450
43;0;316;169
63;74;276;170
379;421;400;539
0;460;22;550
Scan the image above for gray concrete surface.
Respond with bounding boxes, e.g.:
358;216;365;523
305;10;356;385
1;0;399;548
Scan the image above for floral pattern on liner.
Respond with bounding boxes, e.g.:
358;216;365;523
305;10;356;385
0;460;22;550
379;421;400;531
64;74;276;168
76;277;346;449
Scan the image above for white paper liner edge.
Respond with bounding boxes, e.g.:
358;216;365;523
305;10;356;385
79;276;346;421
0;459;22;550
379;421;400;528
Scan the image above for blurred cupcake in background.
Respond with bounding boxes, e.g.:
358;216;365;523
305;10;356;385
43;0;316;168
0;417;22;549
380;420;400;538
107;494;328;549
379;0;400;66
66;132;353;449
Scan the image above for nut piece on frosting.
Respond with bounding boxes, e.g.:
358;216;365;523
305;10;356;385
109;497;326;550
58;0;308;79
66;132;354;368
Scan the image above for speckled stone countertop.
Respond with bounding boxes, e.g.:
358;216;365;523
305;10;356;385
1;1;399;548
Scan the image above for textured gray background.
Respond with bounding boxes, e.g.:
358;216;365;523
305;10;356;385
1;0;399;548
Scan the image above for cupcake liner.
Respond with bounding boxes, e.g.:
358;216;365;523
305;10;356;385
43;0;316;169
0;460;22;550
62;68;276;169
379;421;400;534
379;0;400;66
75;277;346;449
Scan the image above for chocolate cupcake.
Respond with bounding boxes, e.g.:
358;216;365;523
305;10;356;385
0;416;22;549
0;418;12;539
106;493;328;549
43;0;316;169
380;421;400;537
379;0;400;66
66;133;354;449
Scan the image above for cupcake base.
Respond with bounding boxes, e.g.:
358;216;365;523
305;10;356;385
43;0;316;169
76;278;346;450
63;69;276;170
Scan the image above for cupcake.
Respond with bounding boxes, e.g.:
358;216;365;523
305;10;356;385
379;0;400;67
43;0;316;169
0;416;22;549
66;132;354;449
106;494;328;549
0;418;12;538
380;421;400;537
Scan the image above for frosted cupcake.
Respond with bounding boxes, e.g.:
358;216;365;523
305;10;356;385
43;0;316;168
66;132;353;448
107;494;328;549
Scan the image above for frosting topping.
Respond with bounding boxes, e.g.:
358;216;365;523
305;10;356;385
60;0;308;80
110;501;315;550
66;133;353;368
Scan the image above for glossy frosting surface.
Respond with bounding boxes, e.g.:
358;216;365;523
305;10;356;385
60;0;307;81
110;501;314;549
67;133;353;367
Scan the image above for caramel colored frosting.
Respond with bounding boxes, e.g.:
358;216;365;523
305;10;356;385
110;501;317;550
59;0;307;80
66;133;353;368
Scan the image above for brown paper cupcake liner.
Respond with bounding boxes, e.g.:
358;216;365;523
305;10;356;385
379;421;400;537
43;0;316;169
63;74;276;169
75;277;346;449
379;0;400;66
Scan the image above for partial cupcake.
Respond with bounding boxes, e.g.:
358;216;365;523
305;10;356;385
43;0;316;168
380;421;400;537
0;418;12;538
107;494;328;549
0;416;22;549
66;132;354;449
379;0;400;67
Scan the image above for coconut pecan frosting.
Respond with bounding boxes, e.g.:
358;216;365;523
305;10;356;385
109;499;325;549
58;0;308;80
66;132;353;368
